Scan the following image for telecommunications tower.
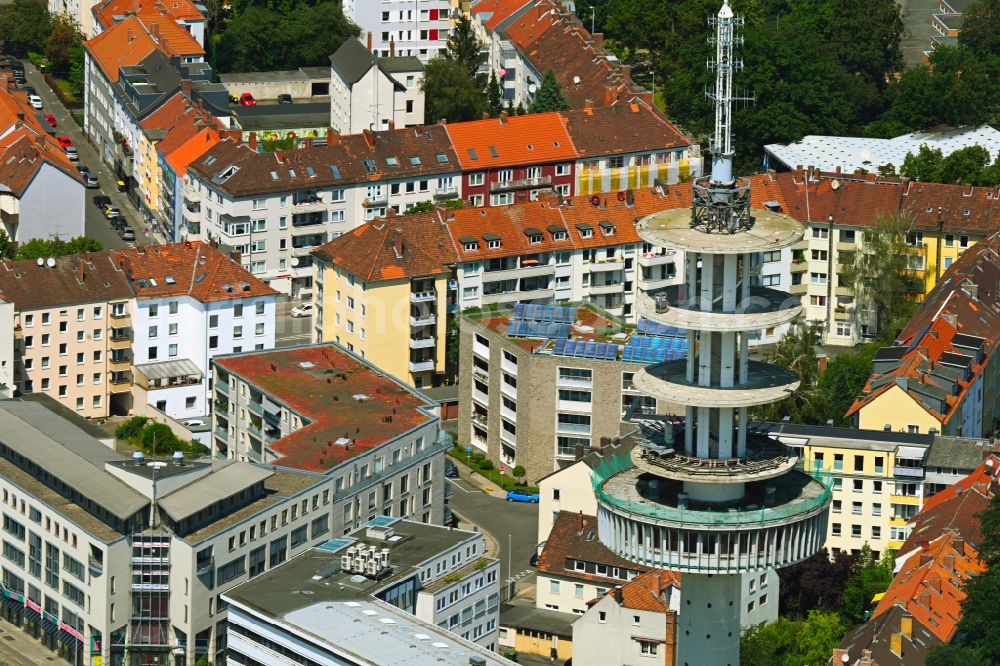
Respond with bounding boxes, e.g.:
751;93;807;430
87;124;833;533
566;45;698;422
590;2;831;664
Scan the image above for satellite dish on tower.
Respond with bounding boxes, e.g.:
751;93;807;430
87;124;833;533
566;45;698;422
46;257;56;268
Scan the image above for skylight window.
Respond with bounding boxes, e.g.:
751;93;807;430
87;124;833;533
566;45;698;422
436;153;449;163
204;155;217;166
270;171;278;180
468;148;478;161
306;166;315;177
410;156;421;166
330;164;342;179
488;146;499;158
165;275;176;284
386;157;398;167
363;159;377;173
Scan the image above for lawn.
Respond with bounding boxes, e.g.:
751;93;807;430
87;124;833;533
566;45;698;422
447;445;539;494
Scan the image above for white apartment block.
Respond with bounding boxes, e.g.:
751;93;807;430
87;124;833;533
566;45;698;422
184;129;461;298
343;0;456;61
329;38;425;134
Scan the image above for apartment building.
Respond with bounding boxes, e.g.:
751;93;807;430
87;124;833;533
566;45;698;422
0;254;133;418
184;127;461;297
342;0;456;61
116;242;276;420
457;303;684;482
311;211;455;389
0;89;86;243
848;234;1000;438
473;0;649;110
0;398;339;666
223;518;502;655
210;343;446;530
329;37;425;134
157;111;222;243
445;112;578;205
571;570;680;666
89;0;207;44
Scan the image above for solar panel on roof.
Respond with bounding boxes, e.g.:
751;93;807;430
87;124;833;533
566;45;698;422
514;303;526;319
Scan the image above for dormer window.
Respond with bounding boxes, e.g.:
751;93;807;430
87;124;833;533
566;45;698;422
548;224;567;241
599;221;616;237
577;223;593;239
459;236;479;251
483;233;501;249
524;228;543;244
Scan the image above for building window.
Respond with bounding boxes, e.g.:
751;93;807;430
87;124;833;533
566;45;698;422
638;641;658;656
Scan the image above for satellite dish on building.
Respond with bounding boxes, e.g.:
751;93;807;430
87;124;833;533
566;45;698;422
290;257;300;267
528;83;537;94
46;257;56;268
831;180;841;191
573;75;581;85
36;258;43;266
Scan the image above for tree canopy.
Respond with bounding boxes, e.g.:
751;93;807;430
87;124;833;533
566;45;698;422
754;321;823;423
0;234;103;261
527;70;570;114
898;145;1000;186
0;0;51;54
741;611;847;666
212;1;359;73
841;544;895;624
421;57;486;124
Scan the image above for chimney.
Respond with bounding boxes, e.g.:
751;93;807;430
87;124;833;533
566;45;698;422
151;22;160;41
943;553;955;571
16;112;24;122
574;443;585;461
366;31;372;51
362;129;375;149
387;120;395;131
180;79;192;98
916;591;931;608
795;165;804;183
127;29;134;43
592;32;604;48
482;111;490;120
860;650;874;666
962;283;979;300
900;613;913;639
954;535;965;552
499;111;508;125
76;260;85;283
248;131;257;151
583;98;593;111
229;249;241;264
578;510;583;531
389;39;395;57
831;649;849;665
613;586;623;604
927;576;942;593
327;128;340;145
835;165;842;175
603;85;616;107
942;312;958;327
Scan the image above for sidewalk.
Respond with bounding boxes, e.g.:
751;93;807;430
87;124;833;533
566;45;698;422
450;453;509;499
0;620;63;665
22;61;166;246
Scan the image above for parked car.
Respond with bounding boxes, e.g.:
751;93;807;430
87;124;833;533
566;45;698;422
92;195;111;209
56;136;73;148
290;302;313;318
22;86;35;96
277;93;292;104
64;145;78;161
445;462;459;478
119;227;135;241
529;552;540;567
103;205;121;219
27;94;42;109
505;490;539;503
76;166;98;188
239;92;256;106
112;218;128;232
43;113;56;128
182;419;205;428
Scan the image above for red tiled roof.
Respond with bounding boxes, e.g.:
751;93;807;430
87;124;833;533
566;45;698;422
448;198;570;261
164;127;219;177
847;235;1000;423
537;511;647;584
136;14;203;57
214;345;435;473
119;241;277;303
898;455;1000;558
872;532;985;642
84;16;160;83
312;211;455;282
562;99;689;156
0;252;133;310
93;0;204;28
472;0;534;32
610;569;681;613
444;112;577;169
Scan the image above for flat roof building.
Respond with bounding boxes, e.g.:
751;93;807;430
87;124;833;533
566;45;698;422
223;517;508;662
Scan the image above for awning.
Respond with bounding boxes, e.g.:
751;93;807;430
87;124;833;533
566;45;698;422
134;358;203;382
896;445;926;460
482;233;500;241
523;228;542;236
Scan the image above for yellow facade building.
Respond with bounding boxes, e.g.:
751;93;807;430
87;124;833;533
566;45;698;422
311;212;454;389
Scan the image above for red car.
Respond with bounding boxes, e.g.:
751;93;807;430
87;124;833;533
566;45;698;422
239;92;256;107
44;114;57;128
56;136;73;148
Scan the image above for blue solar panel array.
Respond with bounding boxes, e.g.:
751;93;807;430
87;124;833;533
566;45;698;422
551;339;619;360
636;318;687;337
513;303;575;323
507;320;571;339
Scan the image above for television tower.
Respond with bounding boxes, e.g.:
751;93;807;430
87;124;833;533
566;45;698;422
591;2;831;665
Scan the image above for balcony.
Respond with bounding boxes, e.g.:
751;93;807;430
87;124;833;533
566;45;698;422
292;234;325;249
247;423;262;439
215;426;228;441
489;175;552;193
195;557;214;576
834;308;851;321
410;313;436;327
362;193;388;206
588;282;623;295
183;182;201;203
110;329;132;347
109;373;132;391
109;352;131;369
410;290;436;303
638;251;675;268
110;308;130;321
292;212;324;228
409;336;436;349
247;400;263;415
893;466;924;479
216;377;230;394
471;412;489;428
434;185;459;199
587;260;625;272
481;264;554;282
482;288;553;305
639;273;677;290
409;359;435;373
790;260;807;273
835;286;854;297
788;282;807;295
88;555;103;576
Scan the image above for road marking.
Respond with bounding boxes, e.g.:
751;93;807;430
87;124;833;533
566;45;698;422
446;478;477;493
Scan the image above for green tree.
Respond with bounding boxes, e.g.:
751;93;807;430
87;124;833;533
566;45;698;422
0;230;14;260
815;343;877;426
141;422;181;455
740;611;846;666
926;643;993;666
115;416;150;441
486;71;504;118
44;14;83;74
950;566;1000;663
791;610;849;666
842;544;894;624
403;200;435;214
901;144;945;182
778;548;857;616
0;0;51;54
512;465;526;485
841;211;921;343
444;14;483;80
936;145;994;185
754;321;823;424
973;488;1000;567
826;0;902;90
956;0;1000;60
527;70;570;114
14;236;102;260
421;57;486;123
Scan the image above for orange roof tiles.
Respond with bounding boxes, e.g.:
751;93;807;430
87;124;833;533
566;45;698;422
214;345;434;473
562;99;689;156
444;112;577;169
85;16;160;83
93;0;204;27
312;210;455;282
138;15;203;57
538;511;647;585
119;241;277;303
164;128;219;177
0;89;82;194
610;569;681;613
873;532;984;642
472;0;534;32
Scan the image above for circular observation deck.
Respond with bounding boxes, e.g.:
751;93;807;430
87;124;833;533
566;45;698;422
631;437;799;485
632;360;800;408
594;464;830;573
637;286;803;332
636;207;804;254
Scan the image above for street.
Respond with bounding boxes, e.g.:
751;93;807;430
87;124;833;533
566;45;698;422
20;61;155;250
275;300;313;347
447;477;540;589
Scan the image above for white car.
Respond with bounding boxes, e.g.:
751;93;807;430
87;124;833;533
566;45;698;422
290;303;314;318
27;94;43;109
182;419;205;428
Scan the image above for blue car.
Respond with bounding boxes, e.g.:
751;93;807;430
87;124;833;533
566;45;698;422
506;490;539;503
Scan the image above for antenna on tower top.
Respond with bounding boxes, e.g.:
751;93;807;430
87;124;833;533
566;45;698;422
706;0;749;186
